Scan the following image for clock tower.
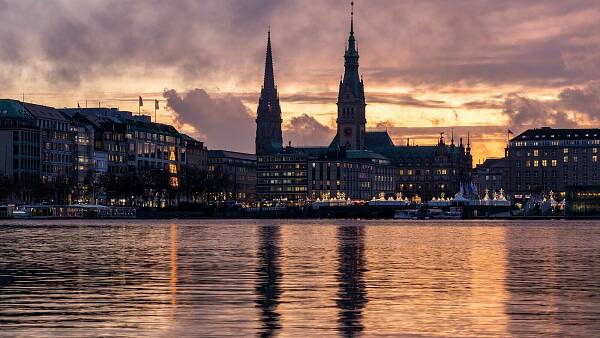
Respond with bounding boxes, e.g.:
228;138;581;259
336;2;366;150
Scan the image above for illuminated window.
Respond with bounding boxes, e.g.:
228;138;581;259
526;161;531;167
564;156;568;163
551;160;557;167
593;156;598;163
534;160;539;167
542;160;547;167
564;148;569;154
533;149;539;156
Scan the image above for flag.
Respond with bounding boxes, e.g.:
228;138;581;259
155;99;159;110
138;96;143;107
508;129;514;134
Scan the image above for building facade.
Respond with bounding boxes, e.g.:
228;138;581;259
25;103;75;184
182;134;208;171
0;100;41;183
307;150;396;201
256;150;308;202
506;127;600;196
208;150;257;202
472;158;507;195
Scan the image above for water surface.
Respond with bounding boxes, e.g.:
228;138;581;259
0;219;599;337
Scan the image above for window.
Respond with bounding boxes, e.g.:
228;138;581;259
551;160;557;167
533;160;539;167
564;148;569;154
564;156;568;163
533;149;539;156
542;160;547;167
593;156;598;163
526;160;531;167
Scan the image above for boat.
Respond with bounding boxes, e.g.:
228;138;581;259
439;211;462;219
394;209;419;219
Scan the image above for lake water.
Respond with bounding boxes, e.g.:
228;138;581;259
0;219;599;337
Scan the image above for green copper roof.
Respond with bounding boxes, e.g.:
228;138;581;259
0;99;35;120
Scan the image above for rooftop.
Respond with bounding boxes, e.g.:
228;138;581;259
0;99;35;120
511;127;600;141
208;150;256;161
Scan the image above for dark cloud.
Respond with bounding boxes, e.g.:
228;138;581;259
502;94;578;131
163;88;255;152
558;82;600;116
502;82;600;133
1;0;600;91
283;114;335;147
461;100;504;110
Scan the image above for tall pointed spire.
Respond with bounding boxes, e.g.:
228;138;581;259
263;26;276;92
347;2;356;53
341;1;361;98
256;27;283;156
335;1;366;151
350;2;354;35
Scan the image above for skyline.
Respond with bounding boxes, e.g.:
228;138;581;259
2;1;600;163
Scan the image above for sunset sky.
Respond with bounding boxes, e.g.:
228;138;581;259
1;0;600;164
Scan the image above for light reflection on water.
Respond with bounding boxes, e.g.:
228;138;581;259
0;219;599;337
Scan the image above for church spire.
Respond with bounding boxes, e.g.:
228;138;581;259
341;1;361;98
256;27;283;156
350;2;354;35
347;2;357;53
263;27;276;92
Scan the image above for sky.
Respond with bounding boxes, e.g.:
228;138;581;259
1;0;600;164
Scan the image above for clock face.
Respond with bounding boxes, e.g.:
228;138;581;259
344;127;353;136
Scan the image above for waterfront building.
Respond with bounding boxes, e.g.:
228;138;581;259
256;149;309;202
472;158;507;196
65;109;131;176
506;127;600;197
208;150;257;202
25;102;74;184
182;134;208;171
307;149;396;201
0;100;41;183
330;132;472;201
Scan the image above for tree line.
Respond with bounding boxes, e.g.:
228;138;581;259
0;165;232;206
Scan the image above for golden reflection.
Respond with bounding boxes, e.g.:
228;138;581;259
361;224;509;336
170;222;178;310
275;222;340;336
467;226;508;334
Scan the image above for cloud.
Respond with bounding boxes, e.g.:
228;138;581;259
283;114;335;146
1;0;600;92
163;88;255;153
502;81;600;132
557;81;600;116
